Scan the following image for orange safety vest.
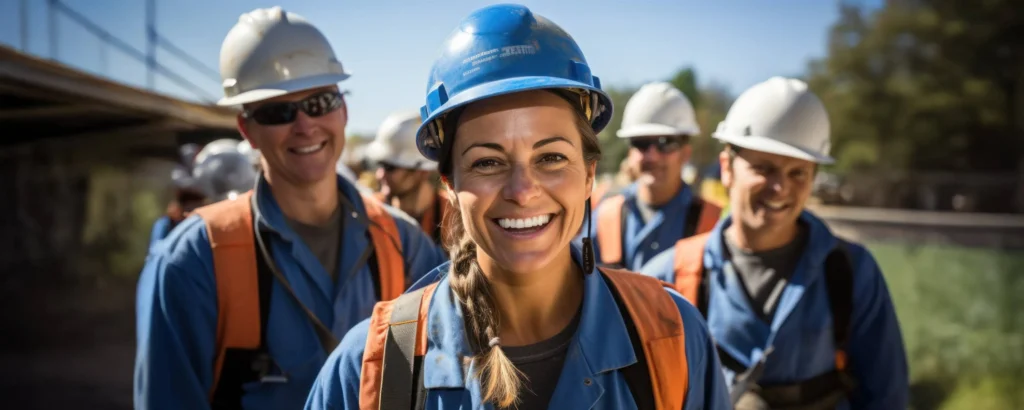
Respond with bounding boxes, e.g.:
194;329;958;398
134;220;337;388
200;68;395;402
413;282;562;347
596;195;721;266
193;191;406;403
357;268;689;410
671;233;856;406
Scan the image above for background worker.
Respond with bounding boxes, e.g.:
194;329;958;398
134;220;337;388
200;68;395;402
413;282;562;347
134;7;446;410
366;110;451;246
581;82;720;271
642;77;909;409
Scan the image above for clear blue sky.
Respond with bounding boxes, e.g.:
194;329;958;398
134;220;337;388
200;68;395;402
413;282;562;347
0;0;867;135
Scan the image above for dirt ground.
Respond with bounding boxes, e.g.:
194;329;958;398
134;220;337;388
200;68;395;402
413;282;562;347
0;275;136;409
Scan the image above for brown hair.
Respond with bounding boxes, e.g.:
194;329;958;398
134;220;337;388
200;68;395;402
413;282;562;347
436;89;601;407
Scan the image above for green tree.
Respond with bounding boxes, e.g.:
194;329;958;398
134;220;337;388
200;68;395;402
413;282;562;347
668;67;701;110
807;1;1024;174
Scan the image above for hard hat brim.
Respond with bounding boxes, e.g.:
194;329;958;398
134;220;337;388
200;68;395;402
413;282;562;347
217;73;351;107
416;76;613;162
617;123;700;139
713;132;835;165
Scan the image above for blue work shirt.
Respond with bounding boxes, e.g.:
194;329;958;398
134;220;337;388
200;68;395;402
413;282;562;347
134;174;448;410
147;215;174;253
578;182;699;271
305;245;731;410
640;211;909;409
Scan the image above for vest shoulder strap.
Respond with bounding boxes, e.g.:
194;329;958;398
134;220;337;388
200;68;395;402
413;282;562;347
596;195;626;266
600;267;689;410
193;192;260;399
672;232;711;316
361;194;406;301
683;199;722;238
360;282;437;410
823;240;854;371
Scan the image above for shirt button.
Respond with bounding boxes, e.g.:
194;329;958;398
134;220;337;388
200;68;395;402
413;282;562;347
651;241;660;250
583;378;593;386
351;211;358;219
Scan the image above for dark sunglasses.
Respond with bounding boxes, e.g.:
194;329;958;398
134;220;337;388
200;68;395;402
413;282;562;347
242;91;345;125
629;136;686;153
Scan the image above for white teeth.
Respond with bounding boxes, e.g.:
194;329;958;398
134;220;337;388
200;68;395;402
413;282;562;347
763;201;787;210
293;142;326;154
498;214;552;230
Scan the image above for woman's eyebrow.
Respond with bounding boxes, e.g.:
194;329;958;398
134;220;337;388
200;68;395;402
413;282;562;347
462;142;505;156
533;136;573;149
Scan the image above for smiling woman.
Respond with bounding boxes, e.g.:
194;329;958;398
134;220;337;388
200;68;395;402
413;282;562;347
304;4;730;410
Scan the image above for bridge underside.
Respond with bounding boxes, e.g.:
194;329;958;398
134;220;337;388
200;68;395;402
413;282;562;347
0;44;238;152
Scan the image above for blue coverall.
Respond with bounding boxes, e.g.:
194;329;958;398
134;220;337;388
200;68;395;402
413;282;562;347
134;175;447;410
641;211;909;409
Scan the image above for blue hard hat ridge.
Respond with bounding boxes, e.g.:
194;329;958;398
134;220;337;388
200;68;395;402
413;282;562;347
415;3;614;162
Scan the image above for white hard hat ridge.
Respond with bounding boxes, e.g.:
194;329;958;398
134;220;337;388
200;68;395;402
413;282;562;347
617;81;700;139
366;110;435;171
712;76;834;164
217;6;350;107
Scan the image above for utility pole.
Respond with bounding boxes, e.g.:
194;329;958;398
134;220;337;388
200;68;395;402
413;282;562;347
48;0;57;59
146;0;157;89
20;0;29;52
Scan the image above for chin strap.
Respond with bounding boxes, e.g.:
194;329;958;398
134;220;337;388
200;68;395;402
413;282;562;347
581;198;595;275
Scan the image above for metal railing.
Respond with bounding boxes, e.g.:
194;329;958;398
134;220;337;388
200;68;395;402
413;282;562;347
14;0;220;103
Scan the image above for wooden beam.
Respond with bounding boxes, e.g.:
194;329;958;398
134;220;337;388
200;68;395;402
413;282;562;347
0;104;128;121
0;46;237;129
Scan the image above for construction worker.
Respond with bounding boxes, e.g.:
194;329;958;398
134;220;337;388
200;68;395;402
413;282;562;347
149;144;207;249
134;7;446;410
366;110;451;246
191;146;260;202
641;77;908;409
304;5;729;410
580;82;721;272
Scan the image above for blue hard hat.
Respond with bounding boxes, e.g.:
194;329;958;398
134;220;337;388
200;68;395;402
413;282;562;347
415;4;613;162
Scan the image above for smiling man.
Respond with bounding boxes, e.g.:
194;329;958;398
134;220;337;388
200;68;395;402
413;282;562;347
133;7;445;410
580;82;721;271
641;77;908;409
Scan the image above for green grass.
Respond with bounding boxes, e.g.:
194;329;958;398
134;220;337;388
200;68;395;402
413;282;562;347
866;241;1024;410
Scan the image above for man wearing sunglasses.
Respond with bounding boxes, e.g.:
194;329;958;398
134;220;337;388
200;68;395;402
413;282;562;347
581;82;721;272
134;7;446;410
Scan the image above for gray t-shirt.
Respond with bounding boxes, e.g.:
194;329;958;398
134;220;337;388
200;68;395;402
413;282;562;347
724;224;809;322
498;309;582;410
284;205;343;281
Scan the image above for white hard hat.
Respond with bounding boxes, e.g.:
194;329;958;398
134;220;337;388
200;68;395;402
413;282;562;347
365;110;435;171
236;139;261;166
193;150;259;201
617;82;700;139
194;138;243;166
217;7;350;106
713;77;833;164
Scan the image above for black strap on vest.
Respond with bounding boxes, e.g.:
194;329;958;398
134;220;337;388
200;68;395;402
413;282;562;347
606;275;657;410
210;210;276;410
682;198;705;239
